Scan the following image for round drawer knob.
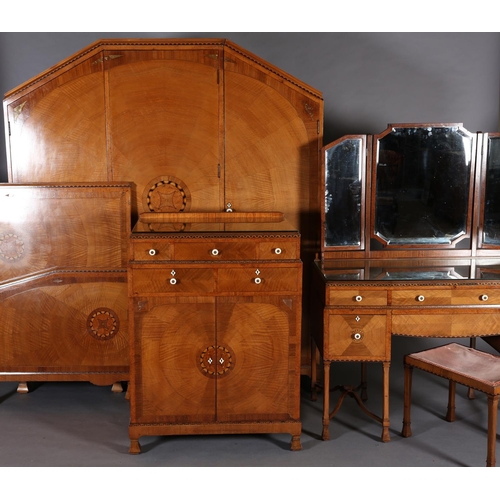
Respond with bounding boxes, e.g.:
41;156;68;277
274;248;282;255
211;249;219;256
148;249;156;256
355;295;363;302
481;294;489;301
169;278;177;285
417;295;425;302
254;277;262;284
352;331;363;341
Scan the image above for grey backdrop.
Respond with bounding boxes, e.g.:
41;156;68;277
0;32;499;182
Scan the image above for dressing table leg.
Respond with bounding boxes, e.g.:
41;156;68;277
381;361;390;442
322;361;331;440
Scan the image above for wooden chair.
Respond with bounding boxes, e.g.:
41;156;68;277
401;343;500;467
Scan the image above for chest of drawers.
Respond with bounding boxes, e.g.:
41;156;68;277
128;221;303;453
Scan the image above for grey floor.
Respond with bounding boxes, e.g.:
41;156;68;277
0;337;497;467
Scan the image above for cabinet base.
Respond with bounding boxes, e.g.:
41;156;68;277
128;420;302;453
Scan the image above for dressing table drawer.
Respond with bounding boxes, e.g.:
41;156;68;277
392;289;500;306
324;312;389;361
327;289;387;307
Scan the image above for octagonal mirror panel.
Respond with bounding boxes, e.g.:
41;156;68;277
373;125;474;247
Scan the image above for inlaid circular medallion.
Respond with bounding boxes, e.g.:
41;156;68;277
144;176;191;213
87;308;120;340
198;345;235;378
0;233;25;262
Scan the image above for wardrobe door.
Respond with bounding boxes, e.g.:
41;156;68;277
5;54;107;182
106;48;222;217
223;45;322;243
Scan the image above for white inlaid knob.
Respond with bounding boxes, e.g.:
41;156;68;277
353;332;362;341
148;249;156;256
211;249;219;256
481;294;489;302
254;277;262;284
274;248;282;255
417;295;425;302
355;295;363;302
169;278;177;285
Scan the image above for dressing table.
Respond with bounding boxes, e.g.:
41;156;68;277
312;124;500;441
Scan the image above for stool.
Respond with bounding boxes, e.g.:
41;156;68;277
402;343;500;467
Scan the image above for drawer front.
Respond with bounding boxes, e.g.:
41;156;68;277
131;240;173;261
131;268;215;295
256;241;299;260
328;289;387;307
173;240;256;261
325;313;389;361
392;311;500;337
392;289;500;306
217;266;301;293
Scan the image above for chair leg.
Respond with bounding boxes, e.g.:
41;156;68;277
402;362;413;437
446;380;456;422
468;338;476;399
486;394;499;467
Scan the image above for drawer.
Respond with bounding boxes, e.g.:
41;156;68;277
217;266;301;293
131;268;215;295
256;241;299;260
325;313;389;361
131;240;173;261
392;289;500;306
173;240;256;260
327;289;387;306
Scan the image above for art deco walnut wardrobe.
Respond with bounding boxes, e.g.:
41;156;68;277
1;38;323;448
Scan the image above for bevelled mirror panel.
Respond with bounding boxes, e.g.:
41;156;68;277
324;137;363;247
482;136;500;246
374;125;473;246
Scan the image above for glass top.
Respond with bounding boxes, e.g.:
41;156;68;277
316;259;500;281
132;220;299;235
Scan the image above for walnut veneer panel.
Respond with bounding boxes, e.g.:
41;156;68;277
392;310;500;337
5;58;107;183
106;48;221;215
0;271;128;385
0;183;130;282
224;45;322;245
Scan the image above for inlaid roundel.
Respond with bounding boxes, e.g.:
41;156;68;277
144;176;191;213
198;345;235;378
87;308;120;340
0;232;25;262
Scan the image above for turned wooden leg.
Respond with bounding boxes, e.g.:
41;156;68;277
486;394;499;467
290;435;302;451
129;439;141;454
402;362;413;437
311;339;318;402
17;383;29;394
322;361;331;440
360;362;368;401
381;361;390;442
446;380;456;422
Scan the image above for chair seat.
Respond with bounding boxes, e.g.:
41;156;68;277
402;342;500;466
406;343;500;395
